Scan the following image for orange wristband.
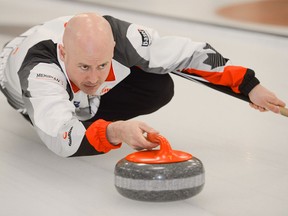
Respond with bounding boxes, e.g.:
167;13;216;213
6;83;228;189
85;119;122;153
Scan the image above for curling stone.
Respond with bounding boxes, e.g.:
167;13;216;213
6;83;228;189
114;133;205;202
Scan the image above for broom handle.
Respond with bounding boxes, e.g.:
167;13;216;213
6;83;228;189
280;107;288;117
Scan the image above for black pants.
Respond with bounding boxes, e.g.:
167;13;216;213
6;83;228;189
87;66;174;122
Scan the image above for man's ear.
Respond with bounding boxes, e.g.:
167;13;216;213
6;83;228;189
59;44;65;61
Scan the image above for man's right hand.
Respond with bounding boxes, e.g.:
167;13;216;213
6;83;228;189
106;120;160;150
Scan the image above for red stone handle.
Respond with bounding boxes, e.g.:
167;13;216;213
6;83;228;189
125;133;192;164
147;133;173;155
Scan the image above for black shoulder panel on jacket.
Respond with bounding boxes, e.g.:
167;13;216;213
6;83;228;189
17;40;73;100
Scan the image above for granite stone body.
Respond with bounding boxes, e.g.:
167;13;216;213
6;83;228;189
114;157;205;202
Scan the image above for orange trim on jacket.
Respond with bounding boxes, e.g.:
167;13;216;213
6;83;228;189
183;65;247;93
85;119;122;153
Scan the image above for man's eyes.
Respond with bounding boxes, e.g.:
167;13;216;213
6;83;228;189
98;63;108;70
79;63;108;71
80;65;89;70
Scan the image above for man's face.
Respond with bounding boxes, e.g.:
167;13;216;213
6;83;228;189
59;41;114;95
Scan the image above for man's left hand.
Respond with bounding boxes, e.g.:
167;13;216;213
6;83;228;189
248;84;286;113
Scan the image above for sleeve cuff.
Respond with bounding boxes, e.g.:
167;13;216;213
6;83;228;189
85;119;122;153
239;69;260;96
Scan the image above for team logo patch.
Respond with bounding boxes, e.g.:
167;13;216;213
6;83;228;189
138;29;150;47
63;126;73;146
73;101;80;108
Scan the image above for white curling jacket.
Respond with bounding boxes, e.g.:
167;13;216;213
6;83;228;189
0;15;259;157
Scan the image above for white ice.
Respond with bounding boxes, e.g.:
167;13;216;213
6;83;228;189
0;0;287;215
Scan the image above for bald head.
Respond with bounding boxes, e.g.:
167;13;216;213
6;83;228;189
63;13;114;55
59;13;116;95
